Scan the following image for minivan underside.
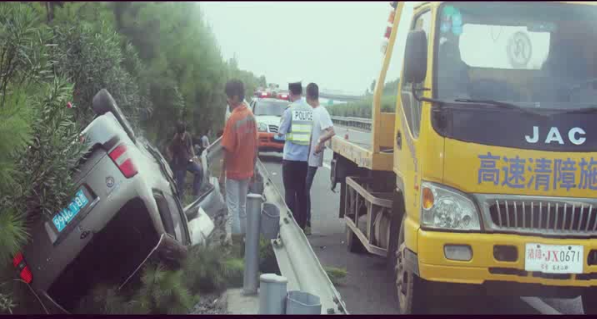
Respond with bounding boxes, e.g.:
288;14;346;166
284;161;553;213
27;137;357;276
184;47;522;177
48;198;159;311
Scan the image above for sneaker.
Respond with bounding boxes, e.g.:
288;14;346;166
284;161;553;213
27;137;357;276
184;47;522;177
304;226;312;236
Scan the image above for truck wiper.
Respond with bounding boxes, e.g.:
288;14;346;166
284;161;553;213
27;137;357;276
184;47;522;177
453;98;548;117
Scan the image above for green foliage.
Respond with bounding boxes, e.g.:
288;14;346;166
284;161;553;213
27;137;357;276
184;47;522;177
12;78;86;219
0;292;16;314
75;244;247;314
259;237;279;275
327;95;397;118
327;78;400;118
109;2;264;144
182;245;229;294
51;20;143;125
0;2;85;260
223;258;244;288
75;263;197;315
136;263;197;314
0;1;266;314
324;267;347;286
0;98;31;194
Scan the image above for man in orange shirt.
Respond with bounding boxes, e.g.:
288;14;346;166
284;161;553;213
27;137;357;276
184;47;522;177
220;79;259;245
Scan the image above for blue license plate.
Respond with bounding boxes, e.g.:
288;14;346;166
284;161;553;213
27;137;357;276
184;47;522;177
52;190;89;232
274;135;285;141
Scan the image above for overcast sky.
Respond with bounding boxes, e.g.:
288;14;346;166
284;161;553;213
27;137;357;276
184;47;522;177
200;2;416;95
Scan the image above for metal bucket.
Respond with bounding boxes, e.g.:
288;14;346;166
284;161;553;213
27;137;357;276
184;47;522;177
285;291;322;314
261;202;280;240
249;174;265;195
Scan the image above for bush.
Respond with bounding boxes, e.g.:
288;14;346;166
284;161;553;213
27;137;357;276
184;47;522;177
223;258;244;288
182;245;229;294
52;22;144;126
0;4;86;312
75;263;197;315
75;244;247;314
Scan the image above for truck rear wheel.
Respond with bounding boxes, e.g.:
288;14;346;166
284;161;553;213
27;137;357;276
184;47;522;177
582;288;597;314
395;216;425;314
346;224;365;254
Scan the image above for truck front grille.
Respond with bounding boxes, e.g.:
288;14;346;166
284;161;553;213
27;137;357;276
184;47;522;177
268;125;278;133
488;199;597;234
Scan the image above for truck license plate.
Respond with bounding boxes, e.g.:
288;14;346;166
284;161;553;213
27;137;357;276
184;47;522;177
524;243;583;274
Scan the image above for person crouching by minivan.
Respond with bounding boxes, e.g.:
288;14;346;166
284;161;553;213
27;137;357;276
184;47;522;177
167;121;203;200
220;79;259;246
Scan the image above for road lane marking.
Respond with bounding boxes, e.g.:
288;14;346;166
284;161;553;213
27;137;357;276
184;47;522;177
520;297;561;315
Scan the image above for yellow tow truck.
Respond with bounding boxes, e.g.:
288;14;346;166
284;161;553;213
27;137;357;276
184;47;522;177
330;1;597;314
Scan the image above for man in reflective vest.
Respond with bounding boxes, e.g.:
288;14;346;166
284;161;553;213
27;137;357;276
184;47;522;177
277;80;313;231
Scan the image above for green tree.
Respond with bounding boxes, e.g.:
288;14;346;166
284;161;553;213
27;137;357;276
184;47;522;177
0;3;85;313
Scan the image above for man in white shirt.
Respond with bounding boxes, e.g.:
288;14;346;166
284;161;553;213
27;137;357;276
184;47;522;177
305;83;335;235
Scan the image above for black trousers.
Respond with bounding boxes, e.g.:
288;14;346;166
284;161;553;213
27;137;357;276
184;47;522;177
282;159;309;229
305;166;318;228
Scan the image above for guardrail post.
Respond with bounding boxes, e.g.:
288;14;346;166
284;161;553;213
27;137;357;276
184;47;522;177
243;193;263;295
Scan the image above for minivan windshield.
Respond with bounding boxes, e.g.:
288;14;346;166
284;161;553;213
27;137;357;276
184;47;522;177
436;2;597;110
254;100;288;116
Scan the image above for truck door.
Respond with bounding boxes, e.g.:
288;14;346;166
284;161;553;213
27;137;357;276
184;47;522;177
395;9;432;212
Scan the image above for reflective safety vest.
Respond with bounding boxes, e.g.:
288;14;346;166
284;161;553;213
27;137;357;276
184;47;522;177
286;101;313;146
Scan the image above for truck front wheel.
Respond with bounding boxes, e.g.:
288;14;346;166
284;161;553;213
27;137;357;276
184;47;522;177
395;216;425;314
582;288;597;314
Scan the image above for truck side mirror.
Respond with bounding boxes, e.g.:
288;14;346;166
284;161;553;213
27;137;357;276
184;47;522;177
403;30;428;84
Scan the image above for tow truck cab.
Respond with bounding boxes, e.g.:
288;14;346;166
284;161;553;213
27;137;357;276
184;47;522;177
331;1;597;314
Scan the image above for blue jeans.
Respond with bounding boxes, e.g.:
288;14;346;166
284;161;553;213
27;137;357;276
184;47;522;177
174;161;203;199
305;166;318;228
225;178;250;235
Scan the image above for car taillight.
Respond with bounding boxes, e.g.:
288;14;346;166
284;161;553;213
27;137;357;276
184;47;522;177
13;252;33;284
109;143;138;178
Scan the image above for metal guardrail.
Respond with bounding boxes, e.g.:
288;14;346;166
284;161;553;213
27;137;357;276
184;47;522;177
257;160;348;315
203;137;348;315
331;116;372;131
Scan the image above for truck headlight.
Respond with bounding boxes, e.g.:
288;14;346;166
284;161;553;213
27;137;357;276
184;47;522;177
420;182;481;231
258;122;268;132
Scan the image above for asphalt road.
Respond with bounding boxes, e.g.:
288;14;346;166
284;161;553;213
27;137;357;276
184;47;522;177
258;125;584;315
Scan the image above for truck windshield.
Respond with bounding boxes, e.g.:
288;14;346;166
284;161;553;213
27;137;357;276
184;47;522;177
254;100;288;116
436;2;597;110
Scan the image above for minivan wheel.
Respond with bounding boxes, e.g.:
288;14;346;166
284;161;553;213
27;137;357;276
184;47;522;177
395;216;425;314
582;287;597;314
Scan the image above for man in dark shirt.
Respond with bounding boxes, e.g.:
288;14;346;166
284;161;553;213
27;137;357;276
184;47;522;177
167;121;203;199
